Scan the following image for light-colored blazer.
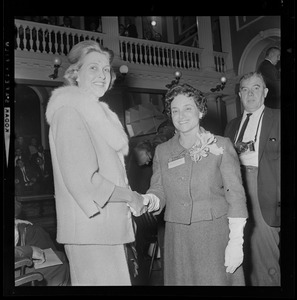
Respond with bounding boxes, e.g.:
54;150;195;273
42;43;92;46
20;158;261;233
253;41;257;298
46;86;134;244
147;133;248;224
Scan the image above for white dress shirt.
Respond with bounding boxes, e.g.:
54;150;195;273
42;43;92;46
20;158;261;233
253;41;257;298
237;105;265;167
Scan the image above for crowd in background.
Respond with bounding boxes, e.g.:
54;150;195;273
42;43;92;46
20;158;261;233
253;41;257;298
14;136;54;196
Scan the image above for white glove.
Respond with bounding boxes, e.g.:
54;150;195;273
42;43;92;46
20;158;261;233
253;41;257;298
224;217;247;273
142;193;160;212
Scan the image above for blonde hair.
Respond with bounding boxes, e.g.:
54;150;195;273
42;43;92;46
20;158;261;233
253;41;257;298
64;40;116;90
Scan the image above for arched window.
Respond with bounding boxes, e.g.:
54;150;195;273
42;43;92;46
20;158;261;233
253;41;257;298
15;85;41;144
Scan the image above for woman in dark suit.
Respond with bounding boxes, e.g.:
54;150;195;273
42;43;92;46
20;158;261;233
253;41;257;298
140;84;248;285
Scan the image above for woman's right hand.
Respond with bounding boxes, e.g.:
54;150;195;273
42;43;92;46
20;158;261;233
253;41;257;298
110;186;148;216
127;192;148;217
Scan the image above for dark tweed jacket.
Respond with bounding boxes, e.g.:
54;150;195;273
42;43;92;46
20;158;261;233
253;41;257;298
147;133;248;224
224;107;280;227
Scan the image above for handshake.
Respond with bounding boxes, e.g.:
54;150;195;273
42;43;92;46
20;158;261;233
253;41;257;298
127;192;160;217
110;186;160;217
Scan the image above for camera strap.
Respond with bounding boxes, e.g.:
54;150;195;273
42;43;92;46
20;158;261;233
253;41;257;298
253;109;264;143
234;109;264;144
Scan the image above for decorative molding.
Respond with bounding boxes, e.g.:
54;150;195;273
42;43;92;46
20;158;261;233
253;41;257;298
235;16;264;31
238;28;280;75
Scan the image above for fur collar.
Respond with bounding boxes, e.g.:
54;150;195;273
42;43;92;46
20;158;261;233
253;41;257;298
46;86;129;156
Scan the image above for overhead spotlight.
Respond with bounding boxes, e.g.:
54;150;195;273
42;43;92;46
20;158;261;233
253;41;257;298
119;64;129;76
151;16;157;27
117;65;129;82
49;57;62;80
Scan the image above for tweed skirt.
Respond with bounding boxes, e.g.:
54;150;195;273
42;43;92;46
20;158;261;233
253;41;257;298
163;215;245;286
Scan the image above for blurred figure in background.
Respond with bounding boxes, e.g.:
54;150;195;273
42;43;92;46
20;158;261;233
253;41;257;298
15;159;39;196
257;47;280;109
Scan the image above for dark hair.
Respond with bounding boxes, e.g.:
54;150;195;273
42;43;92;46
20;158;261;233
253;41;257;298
156;119;175;140
134;140;153;153
239;71;266;89
64;40;116;90
164;84;207;120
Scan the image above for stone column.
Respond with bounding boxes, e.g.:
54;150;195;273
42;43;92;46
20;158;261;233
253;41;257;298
166;16;174;44
101;16;120;58
135;17;143;39
197;16;215;71
219;16;234;73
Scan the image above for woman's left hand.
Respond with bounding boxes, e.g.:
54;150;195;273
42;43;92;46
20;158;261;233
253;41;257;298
224;218;246;273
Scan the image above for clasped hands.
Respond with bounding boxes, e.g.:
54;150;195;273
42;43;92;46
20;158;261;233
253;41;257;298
127;192;159;217
110;186;159;217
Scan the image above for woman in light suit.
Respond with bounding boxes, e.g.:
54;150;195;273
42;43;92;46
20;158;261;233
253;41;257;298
46;40;146;285
142;84;248;285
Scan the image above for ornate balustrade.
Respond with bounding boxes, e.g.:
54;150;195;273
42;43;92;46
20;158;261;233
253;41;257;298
15;19;226;74
14;20;104;56
119;36;202;71
213;51;227;73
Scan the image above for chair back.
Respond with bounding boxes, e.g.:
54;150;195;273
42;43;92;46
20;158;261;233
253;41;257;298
135;212;158;242
15;258;44;286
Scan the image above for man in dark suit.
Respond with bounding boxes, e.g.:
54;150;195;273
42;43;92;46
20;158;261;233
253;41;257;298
224;71;280;286
31;145;54;194
15;159;40;196
124;17;138;38
257;47;280;109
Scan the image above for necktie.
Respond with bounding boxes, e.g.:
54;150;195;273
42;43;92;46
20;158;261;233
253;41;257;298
237;113;252;143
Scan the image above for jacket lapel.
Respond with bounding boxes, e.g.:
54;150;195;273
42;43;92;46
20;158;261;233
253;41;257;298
258;108;273;162
168;134;187;161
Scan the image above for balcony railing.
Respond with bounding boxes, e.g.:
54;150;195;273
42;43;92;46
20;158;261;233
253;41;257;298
119;37;202;70
15;20;104;55
14;19;226;73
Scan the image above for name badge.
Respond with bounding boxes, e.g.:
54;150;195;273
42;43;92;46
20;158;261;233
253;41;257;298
168;157;185;169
